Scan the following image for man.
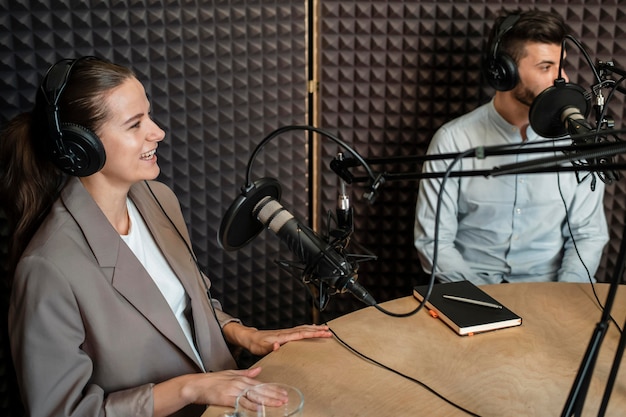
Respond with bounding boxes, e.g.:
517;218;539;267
414;9;608;285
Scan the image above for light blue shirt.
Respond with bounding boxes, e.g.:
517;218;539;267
414;99;609;285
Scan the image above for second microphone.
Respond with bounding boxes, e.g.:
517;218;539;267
253;196;377;307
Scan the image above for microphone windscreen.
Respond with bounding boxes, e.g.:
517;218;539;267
218;178;282;251
529;81;589;138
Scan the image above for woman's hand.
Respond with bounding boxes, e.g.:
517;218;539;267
222;322;333;356
153;367;263;416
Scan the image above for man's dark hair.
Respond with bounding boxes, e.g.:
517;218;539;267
488;8;570;65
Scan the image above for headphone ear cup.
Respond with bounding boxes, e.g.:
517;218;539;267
487;52;518;91
52;123;106;177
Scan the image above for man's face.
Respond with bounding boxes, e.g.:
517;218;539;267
511;41;567;107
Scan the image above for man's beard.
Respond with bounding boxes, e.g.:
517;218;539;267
512;83;536;107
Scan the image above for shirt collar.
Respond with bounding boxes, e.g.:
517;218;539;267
487;98;544;143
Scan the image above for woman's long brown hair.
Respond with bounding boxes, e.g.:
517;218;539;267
0;57;134;282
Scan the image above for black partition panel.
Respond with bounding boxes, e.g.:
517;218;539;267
0;2;311;411
317;1;626;320
1;0;312;326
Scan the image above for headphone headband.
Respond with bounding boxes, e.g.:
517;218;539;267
41;58;82;154
489;14;520;64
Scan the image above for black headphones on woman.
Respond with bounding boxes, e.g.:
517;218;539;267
483;14;521;92
37;56;106;177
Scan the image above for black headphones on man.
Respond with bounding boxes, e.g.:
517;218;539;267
38;56;106;177
483;14;521;91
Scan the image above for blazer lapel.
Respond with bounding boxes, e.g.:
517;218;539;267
130;182;236;371
61;178;203;369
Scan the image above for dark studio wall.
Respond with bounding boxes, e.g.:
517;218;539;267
1;0;625;415
1;0;311;414
0;0;313;322
316;1;626;320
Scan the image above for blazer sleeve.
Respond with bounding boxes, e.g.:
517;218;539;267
10;254;154;417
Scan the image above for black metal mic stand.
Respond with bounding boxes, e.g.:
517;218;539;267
599;292;626;416
560;222;626;417
330;133;626;201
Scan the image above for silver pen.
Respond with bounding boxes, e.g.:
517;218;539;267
442;294;503;309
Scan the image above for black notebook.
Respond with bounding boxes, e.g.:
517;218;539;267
413;280;522;336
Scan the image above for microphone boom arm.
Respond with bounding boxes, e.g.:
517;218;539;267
330;130;626;197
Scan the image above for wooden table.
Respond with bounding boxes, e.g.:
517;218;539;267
204;282;626;417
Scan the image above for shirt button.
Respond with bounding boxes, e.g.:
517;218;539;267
515;208;522;214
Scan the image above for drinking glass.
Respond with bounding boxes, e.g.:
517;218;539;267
226;383;304;417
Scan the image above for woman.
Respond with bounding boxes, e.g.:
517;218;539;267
0;56;331;417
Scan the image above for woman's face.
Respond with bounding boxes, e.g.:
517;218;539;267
95;77;165;187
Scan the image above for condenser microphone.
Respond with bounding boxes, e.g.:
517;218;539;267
253;195;376;306
528;79;619;183
336;180;353;232
561;106;594;135
334;153;353;233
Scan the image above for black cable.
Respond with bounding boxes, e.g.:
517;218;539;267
328;326;482;417
554;153;622;333
551;72;625;334
243;125;376;189
559;35;602;84
367;147;477;318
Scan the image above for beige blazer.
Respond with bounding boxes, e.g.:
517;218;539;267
9;177;237;417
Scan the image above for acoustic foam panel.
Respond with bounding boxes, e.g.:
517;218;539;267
0;1;312;403
317;1;626;320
